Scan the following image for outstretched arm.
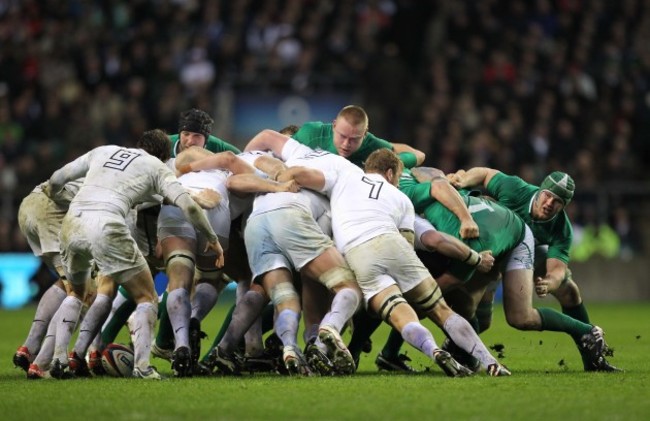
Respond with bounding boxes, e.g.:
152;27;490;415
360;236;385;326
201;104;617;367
253;154;289;181
174;193;224;268
226;173;299;195
447;167;500;189
392;143;426;167
411;167;479;239
420;230;494;273
244;129;290;156
178;151;255;175
276;166;326;191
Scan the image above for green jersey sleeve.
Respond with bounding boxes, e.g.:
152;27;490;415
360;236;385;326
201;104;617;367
398;169;436;213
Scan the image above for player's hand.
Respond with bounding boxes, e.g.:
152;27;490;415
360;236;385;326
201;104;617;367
177;164;193;175
534;276;550;298
191;189;222;209
448;170;467;188
277;180;300;193
459;218;479;239
205;240;225;268
42;181;53;198
476;250;495;273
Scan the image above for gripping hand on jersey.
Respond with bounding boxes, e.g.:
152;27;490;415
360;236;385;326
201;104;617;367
476;250;495;273
205;240;225;269
190;188;222;209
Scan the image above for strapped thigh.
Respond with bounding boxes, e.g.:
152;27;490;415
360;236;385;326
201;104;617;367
377;293;408;322
165;249;196;270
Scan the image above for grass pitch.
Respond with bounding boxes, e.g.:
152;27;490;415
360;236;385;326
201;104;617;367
0;301;648;420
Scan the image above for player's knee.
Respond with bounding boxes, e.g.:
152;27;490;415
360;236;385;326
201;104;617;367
377;294;409;323
406;283;444;317
166;249;195;269
269;282;299;308
319;266;355;290
505;311;538;331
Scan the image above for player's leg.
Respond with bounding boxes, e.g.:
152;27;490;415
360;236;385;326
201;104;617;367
161;235;196;377
368;285;470;377
405;276;508;376
121;267;161;379
262;269;310;375
69;274;117;376
15;276;67;371
301;247;361;374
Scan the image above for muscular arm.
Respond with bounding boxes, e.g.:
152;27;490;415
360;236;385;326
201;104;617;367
178;151;255;175
535;258;568;297
253;155;288;180
174;193;224;267
48;152;91;200
448;167;500;189
226;173;299;194
392;143;426;166
276;166;326;191
244;129;289;156
411;167;479;239
420;230;494;273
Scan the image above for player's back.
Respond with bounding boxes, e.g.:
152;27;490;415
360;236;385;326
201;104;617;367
71;145;175;216
329;171;413;253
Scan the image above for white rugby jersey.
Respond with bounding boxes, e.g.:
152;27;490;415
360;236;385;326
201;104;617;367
325;171;415;253
49;145;187;217
281;138;361;177
226;150;272;220
34;178;84;208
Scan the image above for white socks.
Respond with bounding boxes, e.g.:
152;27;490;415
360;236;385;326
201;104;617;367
23;284;67;354
320;288;360;332
73;293;112;357
401;321;437;359
191;282;219;321
133;302;157;370
443;313;497;368
167;289;191;349
53;296;83;364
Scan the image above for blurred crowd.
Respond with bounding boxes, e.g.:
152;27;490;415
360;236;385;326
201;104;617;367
0;0;647;257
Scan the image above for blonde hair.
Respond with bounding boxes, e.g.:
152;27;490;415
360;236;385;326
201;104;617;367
337;105;369;129
364;149;402;175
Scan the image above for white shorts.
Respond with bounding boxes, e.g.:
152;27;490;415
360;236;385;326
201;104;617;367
344;232;431;303
60;210;148;284
18;191;66;261
503;224;535;272
244;207;333;281
157;204;231;252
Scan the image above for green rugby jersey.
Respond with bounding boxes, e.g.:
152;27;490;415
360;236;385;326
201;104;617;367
168;133;241;158
292;121;393;168
486;172;573;264
399;171;526;281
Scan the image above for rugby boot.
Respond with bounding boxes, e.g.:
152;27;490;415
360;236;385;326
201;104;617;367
433;349;473;377
487;363;512;377
282;345;312;376
171;346;193;377
305;340;335;376
27;363;47;380
132;366;163;380
13;346;32;372
68;351;92;377
318;325;355;375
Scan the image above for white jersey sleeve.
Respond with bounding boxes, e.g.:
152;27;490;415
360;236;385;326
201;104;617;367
280;138;314;162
